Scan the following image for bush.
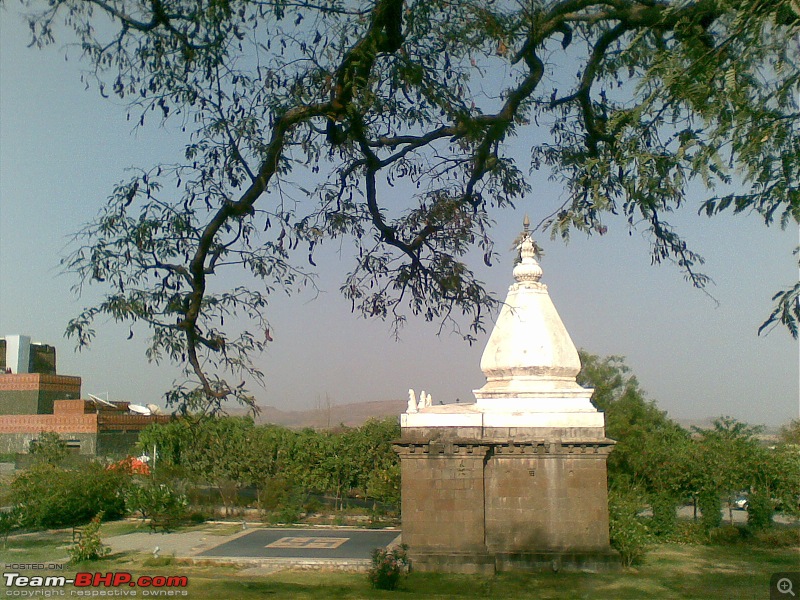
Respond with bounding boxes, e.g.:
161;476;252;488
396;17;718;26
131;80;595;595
260;475;306;523
368;545;409;590
708;524;744;545
697;490;723;531
608;487;650;567
68;512;110;563
648;494;678;537
126;478;188;532
746;491;773;531
753;526;800;548
187;510;209;524
12;463;130;528
267;504;303;525
666;519;709;545
0;509;20;548
29;432;68;466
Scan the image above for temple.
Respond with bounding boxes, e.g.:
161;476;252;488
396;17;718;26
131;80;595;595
395;218;617;573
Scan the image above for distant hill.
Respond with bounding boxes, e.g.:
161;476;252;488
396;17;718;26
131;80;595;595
232;402;784;437
251;399;407;429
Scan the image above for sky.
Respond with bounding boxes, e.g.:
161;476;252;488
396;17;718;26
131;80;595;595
1;11;798;427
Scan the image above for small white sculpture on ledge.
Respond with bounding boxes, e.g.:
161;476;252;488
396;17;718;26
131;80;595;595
408;389;434;412
407;389;418;413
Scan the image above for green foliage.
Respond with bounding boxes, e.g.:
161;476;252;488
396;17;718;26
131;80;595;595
753;526;800;548
777;419;800;446
647;494;678;538
259;475;306;524
580;352;800;544
745;491;773;531
11;463;130;529
688;416;793;531
9;0;794;412
126;478;188;532
29;432;68;466
0;509;20;548
68;512;110;563
368;544;409;590
697;490;723;531
608;486;650;567
138;416;400;516
708;524;746;546
578;351;691;502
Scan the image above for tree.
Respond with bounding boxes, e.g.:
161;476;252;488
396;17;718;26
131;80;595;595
13;0;800;411
578;351;691;535
778;419;800;446
688;416;763;529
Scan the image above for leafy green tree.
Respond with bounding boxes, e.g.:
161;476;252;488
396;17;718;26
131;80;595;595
0;509;20;549
358;418;401;505
137;419;194;470
182;417;256;514
771;437;800;519
241;424;297;508
578;351;691;535
689;417;762;530
9;0;795;412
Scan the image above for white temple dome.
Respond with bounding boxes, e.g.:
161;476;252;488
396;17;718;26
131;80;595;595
473;219;593;412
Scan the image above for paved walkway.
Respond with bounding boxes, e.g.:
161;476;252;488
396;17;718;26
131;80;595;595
104;524;401;571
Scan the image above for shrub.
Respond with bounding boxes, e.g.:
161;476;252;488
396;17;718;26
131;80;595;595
648;494;678;537
29;432;68;466
187;510;209;524
267;504;303;525
608;487;650;567
68;512;110;563
12;463;130;528
126;478;188;532
754;526;800;548
666;520;709;545
0;509;20;548
708;525;744;545
697;490;723;531
368;545;409;590
746;491;773;531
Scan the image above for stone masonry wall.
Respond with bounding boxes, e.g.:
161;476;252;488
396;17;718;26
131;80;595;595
397;442;489;554
484;445;611;553
395;433;616;573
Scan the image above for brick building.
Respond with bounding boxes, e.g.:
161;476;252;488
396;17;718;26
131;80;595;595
0;335;170;456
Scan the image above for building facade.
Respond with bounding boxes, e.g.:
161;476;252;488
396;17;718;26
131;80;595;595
0;335;170;456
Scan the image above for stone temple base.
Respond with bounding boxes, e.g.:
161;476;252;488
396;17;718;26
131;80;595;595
394;423;619;574
411;550;620;574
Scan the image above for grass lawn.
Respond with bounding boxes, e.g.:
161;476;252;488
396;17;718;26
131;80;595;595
1;526;797;599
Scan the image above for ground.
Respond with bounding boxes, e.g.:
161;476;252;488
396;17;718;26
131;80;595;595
1;520;797;599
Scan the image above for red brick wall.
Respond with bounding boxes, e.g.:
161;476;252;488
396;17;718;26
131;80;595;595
0;413;98;434
0;374;82;394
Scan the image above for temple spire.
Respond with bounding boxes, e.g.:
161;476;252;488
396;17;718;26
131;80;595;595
513;217;543;284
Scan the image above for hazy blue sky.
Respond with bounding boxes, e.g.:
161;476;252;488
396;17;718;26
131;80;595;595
1;11;798;426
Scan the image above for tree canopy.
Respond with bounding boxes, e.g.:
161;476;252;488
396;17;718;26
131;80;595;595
14;0;800;411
